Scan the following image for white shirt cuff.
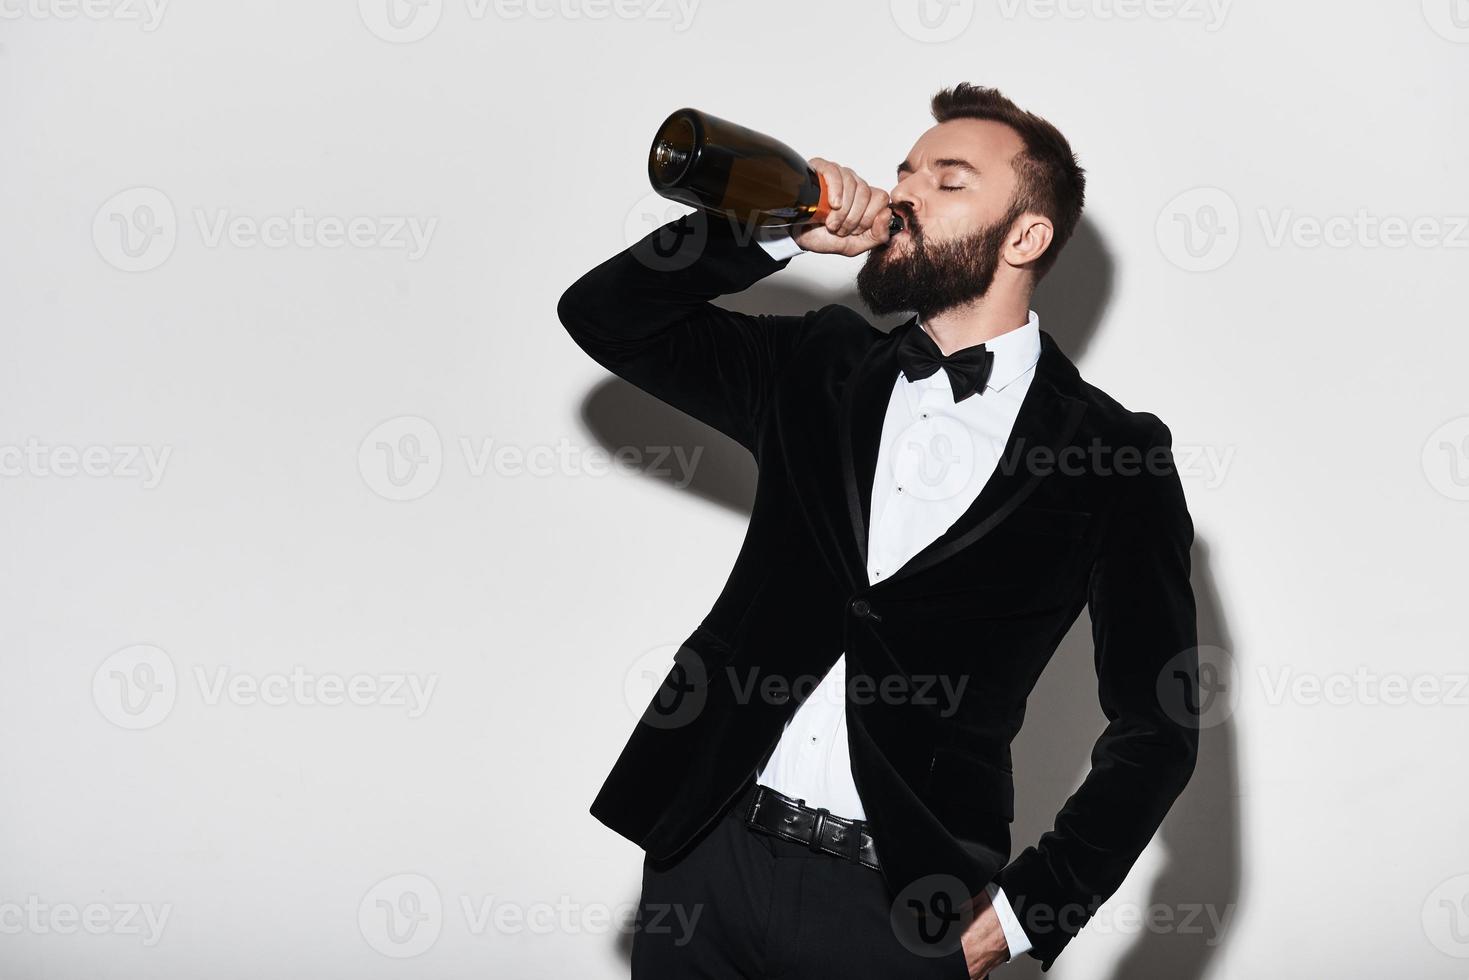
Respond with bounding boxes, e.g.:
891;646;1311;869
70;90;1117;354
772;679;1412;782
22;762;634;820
754;230;805;261
985;882;1032;959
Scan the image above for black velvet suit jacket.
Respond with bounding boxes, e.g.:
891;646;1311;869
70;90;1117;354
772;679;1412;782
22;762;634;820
556;212;1200;970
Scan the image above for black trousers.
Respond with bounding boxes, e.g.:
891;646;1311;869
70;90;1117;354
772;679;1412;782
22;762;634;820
630;778;972;979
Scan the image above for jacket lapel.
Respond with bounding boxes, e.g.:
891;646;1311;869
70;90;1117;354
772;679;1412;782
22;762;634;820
838;317;912;572
838;325;1088;587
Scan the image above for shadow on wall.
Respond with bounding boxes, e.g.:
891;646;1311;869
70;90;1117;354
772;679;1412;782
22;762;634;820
1000;539;1239;980
578;219;1240;978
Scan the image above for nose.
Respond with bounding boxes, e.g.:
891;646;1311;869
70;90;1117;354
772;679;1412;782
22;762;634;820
890;184;918;215
888;179;919;228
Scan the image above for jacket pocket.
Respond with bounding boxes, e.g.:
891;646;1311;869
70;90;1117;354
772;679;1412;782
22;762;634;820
999;505;1092;539
924;744;1015;823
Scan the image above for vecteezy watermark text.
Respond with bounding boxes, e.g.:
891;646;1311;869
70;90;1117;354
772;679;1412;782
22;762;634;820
0;439;171;488
0;896;171;946
357;872;704;958
0;0;168;29
358;416;705;502
93;644;440;729
94;187;438;272
357;0;700;43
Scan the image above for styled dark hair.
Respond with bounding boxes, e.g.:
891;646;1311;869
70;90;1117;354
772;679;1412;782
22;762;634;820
930;83;1086;279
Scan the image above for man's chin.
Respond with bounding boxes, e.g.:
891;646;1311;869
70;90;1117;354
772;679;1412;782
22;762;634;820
856;282;917;317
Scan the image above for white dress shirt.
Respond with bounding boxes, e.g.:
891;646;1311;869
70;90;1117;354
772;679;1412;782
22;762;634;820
744;230;1037;959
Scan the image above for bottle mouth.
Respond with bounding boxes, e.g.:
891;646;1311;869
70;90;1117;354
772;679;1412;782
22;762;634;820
649;114;698;188
653;139;689;174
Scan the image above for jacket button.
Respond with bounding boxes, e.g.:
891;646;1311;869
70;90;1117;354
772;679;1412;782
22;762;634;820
850;598;871;618
771;690;790;704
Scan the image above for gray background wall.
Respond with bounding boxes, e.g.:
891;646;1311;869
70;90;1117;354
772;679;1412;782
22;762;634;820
3;0;1467;976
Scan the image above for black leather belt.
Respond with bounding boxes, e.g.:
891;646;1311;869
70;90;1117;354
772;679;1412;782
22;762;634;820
739;782;881;871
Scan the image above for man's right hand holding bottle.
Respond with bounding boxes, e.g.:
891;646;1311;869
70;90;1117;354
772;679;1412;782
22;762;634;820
791;157;897;256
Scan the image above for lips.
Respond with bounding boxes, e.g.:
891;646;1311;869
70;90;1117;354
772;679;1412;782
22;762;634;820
887;209;916;239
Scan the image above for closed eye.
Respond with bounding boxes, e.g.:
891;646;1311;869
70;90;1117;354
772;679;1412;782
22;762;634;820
939;186;965;192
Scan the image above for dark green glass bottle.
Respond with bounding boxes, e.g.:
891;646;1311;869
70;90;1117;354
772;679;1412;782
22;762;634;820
648;108;831;230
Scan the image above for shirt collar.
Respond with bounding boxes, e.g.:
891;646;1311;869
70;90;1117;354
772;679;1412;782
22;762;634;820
909;309;1042;394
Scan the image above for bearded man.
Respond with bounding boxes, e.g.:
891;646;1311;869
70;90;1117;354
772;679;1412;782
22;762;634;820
557;83;1200;979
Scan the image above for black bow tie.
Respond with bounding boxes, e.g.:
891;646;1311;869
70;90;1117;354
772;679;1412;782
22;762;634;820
895;321;995;402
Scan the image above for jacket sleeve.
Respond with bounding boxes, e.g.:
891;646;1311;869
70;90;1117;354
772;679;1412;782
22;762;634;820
994;415;1200;970
555;212;808;456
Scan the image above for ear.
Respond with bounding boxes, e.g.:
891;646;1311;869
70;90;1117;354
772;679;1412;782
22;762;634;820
1006;212;1055;271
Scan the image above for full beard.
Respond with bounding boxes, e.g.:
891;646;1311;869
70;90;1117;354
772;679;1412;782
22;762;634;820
856;205;1022;321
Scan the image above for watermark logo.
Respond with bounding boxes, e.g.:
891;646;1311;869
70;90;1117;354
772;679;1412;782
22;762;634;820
358;0;699;42
1156;187;1240;272
357;417;705;501
1422;0;1469;42
1160;190;1469;271
93;188;437;271
93;187;176;273
359;416;444;502
94;645;438;729
1423;873;1469;957
93;644;177;730
358;0;443;42
890;874;973;959
354;884;700;947
1157;644;1237;729
625;195;709;273
1421;416;1469;501
889;0;974;42
359;873;443;957
624;642;711;730
891;414;978;502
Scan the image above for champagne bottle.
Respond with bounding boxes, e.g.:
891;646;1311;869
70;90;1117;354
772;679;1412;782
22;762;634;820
647;107;833;231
